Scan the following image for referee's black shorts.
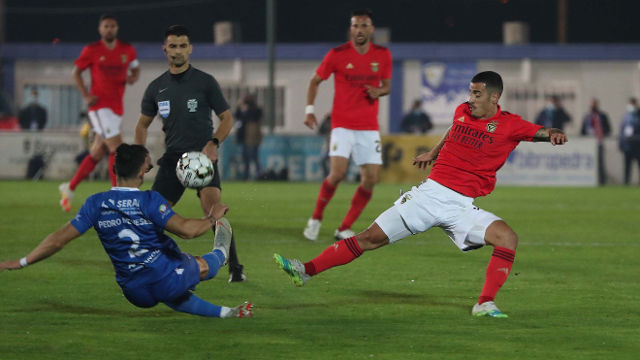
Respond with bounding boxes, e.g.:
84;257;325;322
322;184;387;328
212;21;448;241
152;152;221;204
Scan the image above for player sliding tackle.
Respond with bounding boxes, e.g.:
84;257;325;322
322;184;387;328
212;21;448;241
1;144;252;318
275;71;568;318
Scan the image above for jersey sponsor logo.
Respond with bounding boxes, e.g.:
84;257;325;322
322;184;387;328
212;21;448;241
486;121;498;133
450;123;495;150
116;198;140;208
159;204;167;214
158;101;170;118
370;62;379;72
346;63;354;69
187;99;198;113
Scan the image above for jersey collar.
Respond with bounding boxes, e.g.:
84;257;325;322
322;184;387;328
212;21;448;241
111;187;140;191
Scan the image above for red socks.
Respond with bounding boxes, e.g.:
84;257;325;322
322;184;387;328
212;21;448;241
108;152;116;186
311;178;337;220
304;237;363;276
69;154;99;190
478;247;516;305
338;185;372;231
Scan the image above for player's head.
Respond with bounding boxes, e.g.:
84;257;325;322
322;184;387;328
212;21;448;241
114;144;152;185
163;25;192;69
98;14;118;43
350;8;374;46
469;71;503;119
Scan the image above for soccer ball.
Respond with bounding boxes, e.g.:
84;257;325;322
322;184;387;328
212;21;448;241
175;152;214;188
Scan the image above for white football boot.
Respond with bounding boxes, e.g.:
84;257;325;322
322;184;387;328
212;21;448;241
334;228;356;240
58;182;74;212
303;218;321;241
472;301;508;318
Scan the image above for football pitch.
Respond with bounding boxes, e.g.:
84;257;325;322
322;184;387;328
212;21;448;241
0;180;638;360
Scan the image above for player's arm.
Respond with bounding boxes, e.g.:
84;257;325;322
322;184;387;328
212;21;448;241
0;223;82;271
413;125;452;169
127;66;140;85
72;66;98;107
304;74;324;130
202;109;233;163
134;114;154;145
532;127;568;145
365;78;391;99
165;203;229;239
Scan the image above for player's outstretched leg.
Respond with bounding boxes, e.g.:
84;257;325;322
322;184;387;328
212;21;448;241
164;293;253;318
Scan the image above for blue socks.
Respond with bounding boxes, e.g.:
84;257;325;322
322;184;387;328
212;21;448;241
164;293;222;317
201;249;225;280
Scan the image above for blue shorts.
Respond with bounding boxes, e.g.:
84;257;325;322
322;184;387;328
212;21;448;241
121;253;201;308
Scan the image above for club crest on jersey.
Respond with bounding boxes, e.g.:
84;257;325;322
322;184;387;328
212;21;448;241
486;121;498;133
121;54;128;63
158;101;170;118
187;99;198;113
370;62;379;72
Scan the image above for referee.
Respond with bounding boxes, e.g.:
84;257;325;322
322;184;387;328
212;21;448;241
134;25;245;282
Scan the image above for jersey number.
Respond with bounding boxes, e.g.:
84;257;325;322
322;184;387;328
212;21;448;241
119;229;149;258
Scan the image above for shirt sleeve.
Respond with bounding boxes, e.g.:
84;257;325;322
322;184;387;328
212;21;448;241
128;46;139;69
315;49;336;80
74;46;92;70
140;83;158;117
70;195;97;234
381;49;393;79
143;191;176;229
207;75;230;115
510;115;544;141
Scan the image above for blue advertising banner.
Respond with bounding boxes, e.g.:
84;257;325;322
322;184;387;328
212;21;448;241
421;62;476;125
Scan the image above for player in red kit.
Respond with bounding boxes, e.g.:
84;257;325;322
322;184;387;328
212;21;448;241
276;71;568;318
59;14;140;212
302;8;392;241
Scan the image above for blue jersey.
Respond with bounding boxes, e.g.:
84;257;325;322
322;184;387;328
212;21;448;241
71;187;183;287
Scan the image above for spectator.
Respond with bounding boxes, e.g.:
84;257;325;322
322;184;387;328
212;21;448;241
18;88;48;131
619;97;640;185
535;95;571;130
235;94;263;180
401;99;433;134
581;98;611;185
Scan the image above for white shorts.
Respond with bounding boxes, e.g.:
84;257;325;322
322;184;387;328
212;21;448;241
374;179;501;252
329;127;382;166
89;108;122;139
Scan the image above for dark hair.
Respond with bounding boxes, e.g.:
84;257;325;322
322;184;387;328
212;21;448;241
351;8;373;21
114;144;148;179
99;13;117;24
165;25;190;42
471;71;503;95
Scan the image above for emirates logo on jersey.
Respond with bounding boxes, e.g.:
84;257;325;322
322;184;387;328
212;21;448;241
486;121;498;133
346;63;354;69
370;62;379;72
121;54;128;63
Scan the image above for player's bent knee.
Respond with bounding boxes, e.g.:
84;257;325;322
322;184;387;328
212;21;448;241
485;221;518;250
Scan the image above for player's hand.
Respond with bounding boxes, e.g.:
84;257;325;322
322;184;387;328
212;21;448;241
0;259;22;271
549;129;568;146
84;94;99;107
365;85;382;99
413;151;437;170
304;114;318;130
207;202;229;222
202;142;218;163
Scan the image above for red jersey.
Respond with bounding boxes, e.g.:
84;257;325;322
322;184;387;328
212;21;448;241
316;41;392;130
429;103;543;198
74;40;138;116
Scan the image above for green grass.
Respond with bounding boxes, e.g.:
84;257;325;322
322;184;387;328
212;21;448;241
1;180;639;359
